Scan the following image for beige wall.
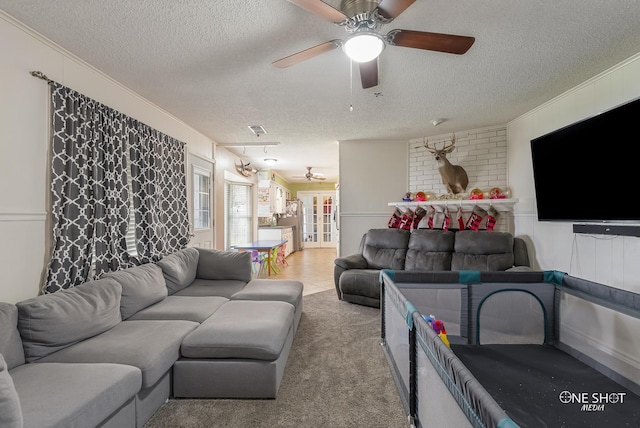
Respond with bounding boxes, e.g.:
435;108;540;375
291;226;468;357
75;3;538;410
0;12;214;303
338;140;409;256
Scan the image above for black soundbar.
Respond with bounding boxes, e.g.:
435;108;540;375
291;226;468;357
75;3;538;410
573;224;640;237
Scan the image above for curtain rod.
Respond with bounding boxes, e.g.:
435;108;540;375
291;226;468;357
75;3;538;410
30;70;53;84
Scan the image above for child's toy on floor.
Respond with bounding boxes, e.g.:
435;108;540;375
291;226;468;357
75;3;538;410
422;314;450;347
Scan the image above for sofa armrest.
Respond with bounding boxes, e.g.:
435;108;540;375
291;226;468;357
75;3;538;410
513;237;530;267
333;254;368;300
334;254;368;270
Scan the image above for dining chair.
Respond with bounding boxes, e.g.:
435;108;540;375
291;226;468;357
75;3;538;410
276;243;289;268
250;250;265;278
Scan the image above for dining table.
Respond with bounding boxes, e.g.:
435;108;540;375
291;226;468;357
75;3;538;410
233;239;288;276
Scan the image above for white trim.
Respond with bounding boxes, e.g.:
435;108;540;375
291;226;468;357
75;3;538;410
188;151;215;164
340;212;390;217
223;170;253;184
0;212;47;222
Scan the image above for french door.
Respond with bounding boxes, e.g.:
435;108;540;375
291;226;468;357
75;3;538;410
298;191;337;248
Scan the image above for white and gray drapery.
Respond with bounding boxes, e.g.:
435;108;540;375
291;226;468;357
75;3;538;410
43;80;189;294
129;123;190;264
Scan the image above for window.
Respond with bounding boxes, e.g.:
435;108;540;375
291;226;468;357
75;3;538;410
193;166;211;230
224;182;252;250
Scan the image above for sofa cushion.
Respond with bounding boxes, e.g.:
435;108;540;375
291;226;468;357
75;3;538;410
156;248;199;295
405;229;455;271
0;354;23;428
11;362;140;428
0;303;25;369
232;279;303;309
362;229;411;270
173;278;247;298
196;248;252;282
127;296;228;323
102;263;168;320
451;230;515;271
181;300;294;360
36;320;198;388
16;278;122;363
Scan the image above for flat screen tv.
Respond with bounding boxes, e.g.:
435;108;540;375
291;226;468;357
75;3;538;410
530;96;640;222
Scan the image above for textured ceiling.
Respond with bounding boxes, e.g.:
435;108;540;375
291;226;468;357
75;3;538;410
2;0;640;183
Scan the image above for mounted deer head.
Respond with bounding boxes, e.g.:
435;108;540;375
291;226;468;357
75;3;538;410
423;133;469;194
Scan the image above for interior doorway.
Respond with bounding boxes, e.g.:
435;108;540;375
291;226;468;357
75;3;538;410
297;191;337;249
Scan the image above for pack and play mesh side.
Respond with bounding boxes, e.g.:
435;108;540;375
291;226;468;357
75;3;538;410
381;270;640;428
414;312;516;428
381;272;414;416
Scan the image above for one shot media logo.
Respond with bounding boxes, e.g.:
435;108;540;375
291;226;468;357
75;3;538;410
558;390;627;411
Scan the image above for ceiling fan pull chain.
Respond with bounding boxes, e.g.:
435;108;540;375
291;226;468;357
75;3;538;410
349;58;354;112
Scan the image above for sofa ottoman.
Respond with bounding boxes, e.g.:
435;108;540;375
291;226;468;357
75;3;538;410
173;300;295;398
231;279;304;330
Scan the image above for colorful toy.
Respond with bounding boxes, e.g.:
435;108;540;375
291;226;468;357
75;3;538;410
469;188;484;200
402;192;414;202
489;187;506;199
421;314;450;347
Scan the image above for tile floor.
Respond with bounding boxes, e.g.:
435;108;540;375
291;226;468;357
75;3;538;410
263;247;337;296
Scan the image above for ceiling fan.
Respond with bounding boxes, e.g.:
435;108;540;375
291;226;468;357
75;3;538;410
272;0;475;89
236;160;257;177
294;167;327;181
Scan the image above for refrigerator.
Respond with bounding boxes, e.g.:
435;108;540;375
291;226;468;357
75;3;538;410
277;200;304;252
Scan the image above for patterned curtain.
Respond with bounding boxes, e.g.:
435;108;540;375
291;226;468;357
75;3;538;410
43;82;190;293
130;122;190;263
44;83;132;293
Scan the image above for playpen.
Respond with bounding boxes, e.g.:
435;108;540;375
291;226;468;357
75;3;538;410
380;270;640;427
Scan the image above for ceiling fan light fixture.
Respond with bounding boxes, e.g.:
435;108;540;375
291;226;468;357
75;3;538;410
343;32;385;63
264;158;277;167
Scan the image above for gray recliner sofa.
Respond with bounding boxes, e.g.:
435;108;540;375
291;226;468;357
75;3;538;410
334;229;530;308
0;247;303;428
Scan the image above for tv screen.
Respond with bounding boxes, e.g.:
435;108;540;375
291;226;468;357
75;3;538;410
530;96;640;222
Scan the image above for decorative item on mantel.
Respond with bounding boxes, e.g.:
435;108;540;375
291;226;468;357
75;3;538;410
388;187;518;231
423;133;469;195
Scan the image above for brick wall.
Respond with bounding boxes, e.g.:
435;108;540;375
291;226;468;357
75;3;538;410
409;125;507;195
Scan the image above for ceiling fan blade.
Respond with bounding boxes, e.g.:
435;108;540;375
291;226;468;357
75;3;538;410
287;0;347;23
376;0;416;20
272;40;341;68
359;58;379;89
387;29;475;55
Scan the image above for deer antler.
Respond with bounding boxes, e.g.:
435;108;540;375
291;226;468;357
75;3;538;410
423;137;436;152
424;134;457;152
441;133;456;151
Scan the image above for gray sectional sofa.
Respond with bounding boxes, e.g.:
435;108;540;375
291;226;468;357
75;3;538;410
0;247;303;428
334;229;530;308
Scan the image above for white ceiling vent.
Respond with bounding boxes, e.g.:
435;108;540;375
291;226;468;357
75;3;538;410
248;125;267;137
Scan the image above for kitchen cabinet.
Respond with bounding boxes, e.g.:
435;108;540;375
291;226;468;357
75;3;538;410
258;226;294;257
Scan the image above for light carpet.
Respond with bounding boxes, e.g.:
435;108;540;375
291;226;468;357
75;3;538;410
144;289;407;427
